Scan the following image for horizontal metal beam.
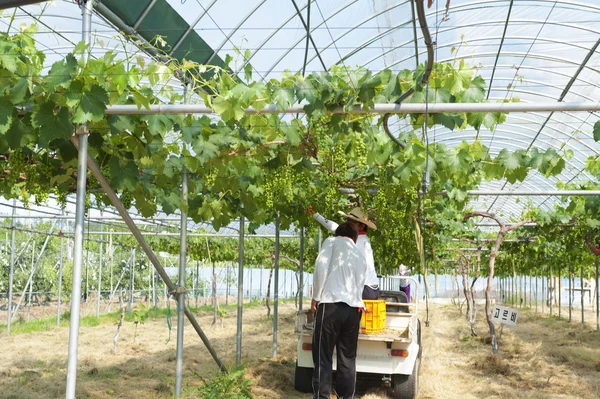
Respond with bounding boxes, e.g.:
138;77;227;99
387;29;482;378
342;188;600;196
468;190;600;196
104;101;600;115
0;0;48;9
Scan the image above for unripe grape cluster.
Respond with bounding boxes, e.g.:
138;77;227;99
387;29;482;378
263;166;295;208
354;137;368;169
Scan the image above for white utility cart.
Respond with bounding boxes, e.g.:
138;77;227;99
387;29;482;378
294;276;422;398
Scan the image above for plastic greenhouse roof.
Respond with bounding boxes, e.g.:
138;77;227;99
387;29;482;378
2;0;600;221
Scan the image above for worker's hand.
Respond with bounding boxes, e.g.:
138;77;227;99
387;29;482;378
311;299;319;313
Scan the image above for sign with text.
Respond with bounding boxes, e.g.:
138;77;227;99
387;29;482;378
492;305;518;326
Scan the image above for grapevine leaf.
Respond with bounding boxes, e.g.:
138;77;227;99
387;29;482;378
108;114;136;134
10;78;29;104
295;79;316;103
0;97;13;134
143;114;173;137
433;88;451;103
482;161;504;181
466;112;485;131
358;72;381;104
281;121;301;146
109;157;139;191
132;89;151;111
273;86;295;111
432;113;463;131
45;53;77;91
0;41;20;73
505;166;528;183
497;149;528;171
212;97;244;122
32;101;73;146
244;63;253;82
6;114;35;149
65;80;84;108
585;196;600;216
460;76;486;103
160;191;182;215
383;71;401;99
593;120;600;142
72;84;108;123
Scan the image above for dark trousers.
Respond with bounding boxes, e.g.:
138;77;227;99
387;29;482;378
362;285;380;300
312;302;361;399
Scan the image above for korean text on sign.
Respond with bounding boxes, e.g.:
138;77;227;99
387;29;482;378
491;305;518;326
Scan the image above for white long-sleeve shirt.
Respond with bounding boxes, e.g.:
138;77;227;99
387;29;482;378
312;236;367;308
313;213;379;286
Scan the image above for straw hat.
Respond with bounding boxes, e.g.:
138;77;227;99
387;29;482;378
338;207;377;230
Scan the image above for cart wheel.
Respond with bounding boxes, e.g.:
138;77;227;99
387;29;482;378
294;361;314;393
393;357;420;399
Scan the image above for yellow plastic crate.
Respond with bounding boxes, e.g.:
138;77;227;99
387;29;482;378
361;299;386;334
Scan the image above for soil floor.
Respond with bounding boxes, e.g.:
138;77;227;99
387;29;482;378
1;301;600;399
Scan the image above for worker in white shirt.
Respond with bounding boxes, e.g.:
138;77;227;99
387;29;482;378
310;207;380;299
311;222;367;399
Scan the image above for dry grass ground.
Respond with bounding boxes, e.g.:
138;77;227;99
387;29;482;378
1;301;600;398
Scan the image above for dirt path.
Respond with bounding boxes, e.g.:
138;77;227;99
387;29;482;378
1;302;599;398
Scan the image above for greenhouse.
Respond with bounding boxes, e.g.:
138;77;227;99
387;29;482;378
0;0;599;398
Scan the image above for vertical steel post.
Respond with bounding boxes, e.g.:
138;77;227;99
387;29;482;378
569;263;572;322
529;274;532;308
175;168;188;398
581;266;585;325
226;262;229;306
7;200;16;333
57;215;65;326
558;268;561;319
195;260;199;309
97;225;103;318
272;214;280;358
549;265;553;317
66;2;92;397
128;247;134;316
299;228;304;311
596;256;600;331
542;268;545;314
236;216;245;365
535;270;538;313
260;264;263;298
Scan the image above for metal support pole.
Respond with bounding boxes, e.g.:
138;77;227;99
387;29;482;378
57;215;65;326
273;214;280;358
596;256;600;331
581;266;585;325
529;274;532;308
569;263;572;322
6;200;17;333
299;228;304;311
128;247;134;316
236;216;245;365
542;269;545;314
535;270;538;313
69;137;227;372
97;225;103;318
558;268;561;319
226;263;229;306
66;2;92;397
195;261;199;309
175;168;187;398
549;265;553;317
